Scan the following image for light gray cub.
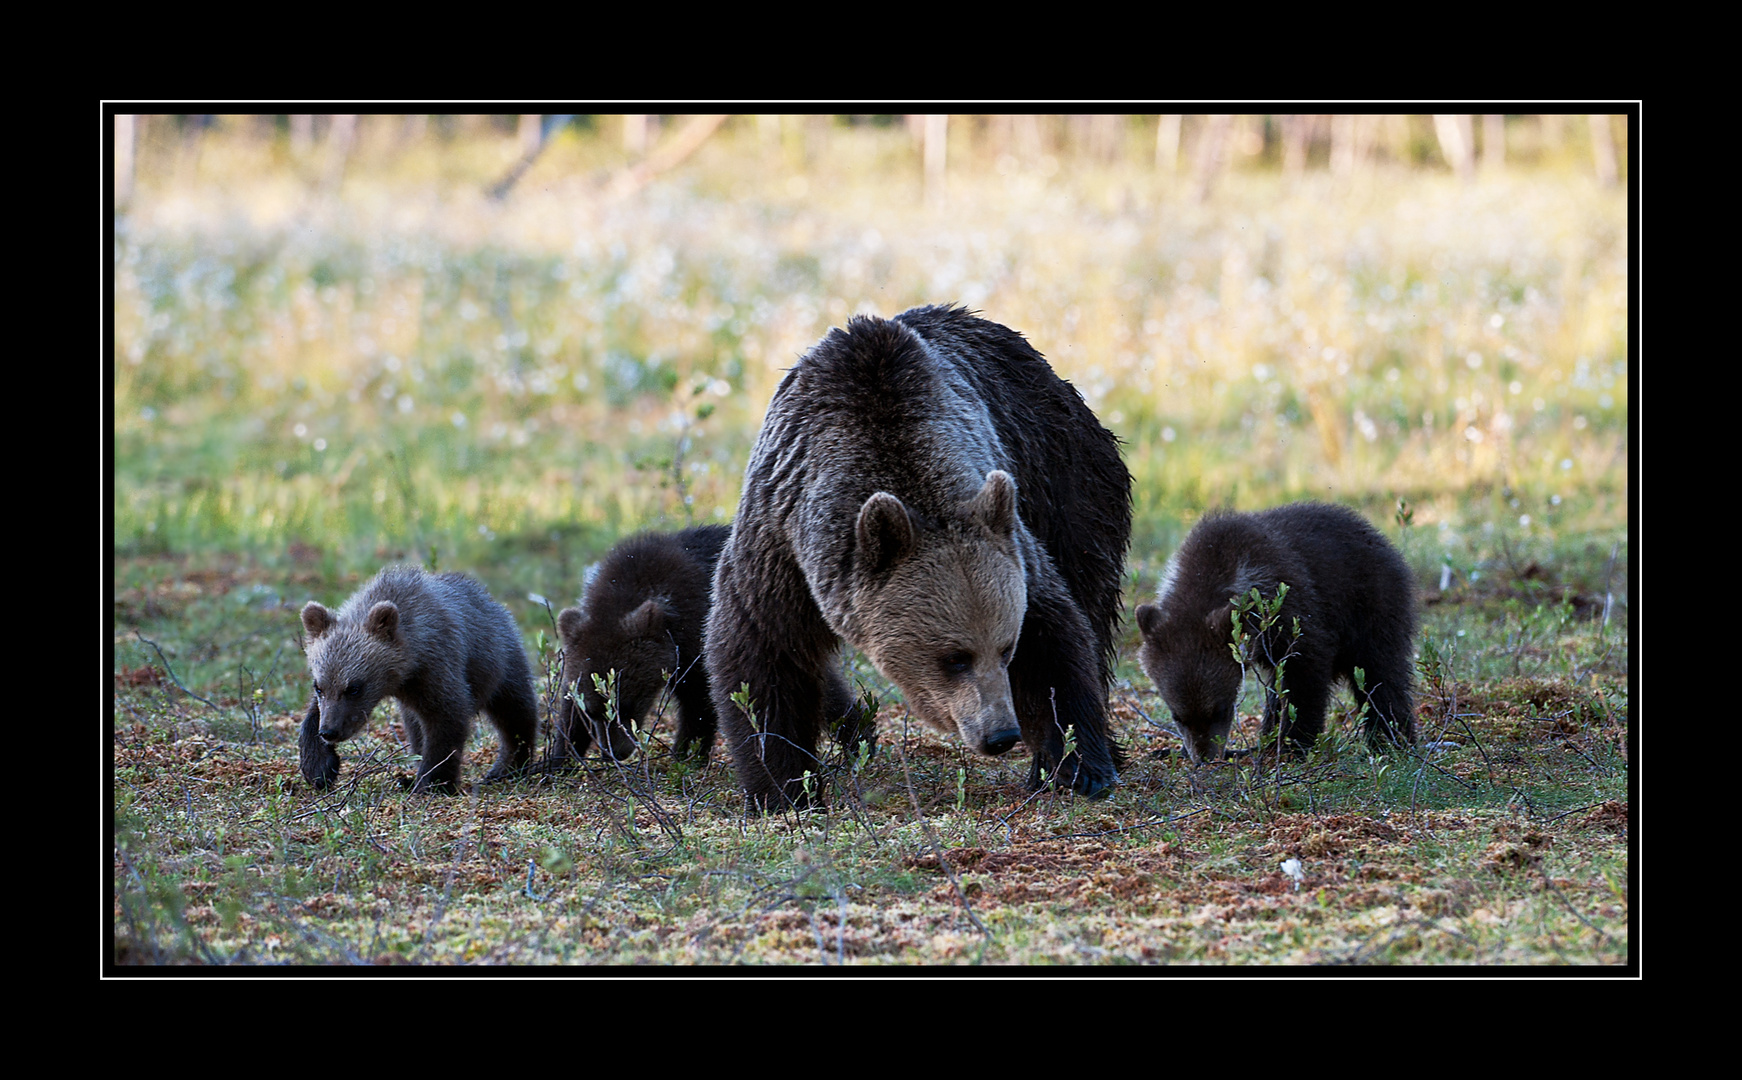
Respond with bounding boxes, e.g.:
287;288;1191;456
299;566;539;794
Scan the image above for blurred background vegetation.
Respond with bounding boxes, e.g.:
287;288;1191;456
110;112;1630;603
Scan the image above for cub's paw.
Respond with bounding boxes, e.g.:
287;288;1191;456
300;751;341;791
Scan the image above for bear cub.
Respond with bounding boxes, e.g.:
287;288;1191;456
1134;503;1417;763
552;525;732;764
299;566;539;794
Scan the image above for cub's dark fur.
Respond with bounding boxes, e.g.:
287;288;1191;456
552;525;730;763
1135;503;1417;762
299;567;539;794
707;305;1131;809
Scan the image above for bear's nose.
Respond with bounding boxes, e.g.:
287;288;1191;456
983;728;1021;756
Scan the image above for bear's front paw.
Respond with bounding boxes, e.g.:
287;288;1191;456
1028;752;1115;799
672;730;716;764
408;772;460;796
299;737;342;790
298;697;342;789
480;761;528;785
301;749;341;790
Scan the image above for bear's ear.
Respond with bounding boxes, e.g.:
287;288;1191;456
1135;602;1164;638
622;597;670;639
364;601;401;641
557;606;586;641
302;602;335;639
967;470;1018;539
1207;603;1233;640
856;491;915;573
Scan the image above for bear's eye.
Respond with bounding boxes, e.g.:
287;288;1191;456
313;682;323;698
344;682;363;699
940;650;973;675
999;643;1016;666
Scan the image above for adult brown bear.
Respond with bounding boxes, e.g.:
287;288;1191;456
706;305;1131;809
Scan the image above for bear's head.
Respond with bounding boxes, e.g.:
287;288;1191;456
847;470;1028;758
1134;599;1246;763
555;599;673;761
302;599;409;746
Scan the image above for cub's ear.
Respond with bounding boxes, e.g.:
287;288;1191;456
1207;603;1233;640
856;491;915;573
364;601;401;641
1135;602;1164;638
967;470;1018;539
302;602;335;639
622;597;671;639
557;606;586;641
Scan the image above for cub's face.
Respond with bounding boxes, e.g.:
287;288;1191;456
849;472;1029;758
1135;601;1244;764
303;600;403;746
557;601;676;761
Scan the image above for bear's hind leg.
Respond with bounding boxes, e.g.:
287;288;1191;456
1356;664;1417;751
1268;668;1330;755
482;665;539;782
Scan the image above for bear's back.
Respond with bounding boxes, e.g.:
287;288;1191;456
1255;503;1416;644
586;524;729;635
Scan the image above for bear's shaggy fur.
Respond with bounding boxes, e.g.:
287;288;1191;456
299;566;539;793
552;524;731;763
707;305;1132;808
1134;503;1418;763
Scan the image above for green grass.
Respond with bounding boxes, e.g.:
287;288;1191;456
110;117;1630;967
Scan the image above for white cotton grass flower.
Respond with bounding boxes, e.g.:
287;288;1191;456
1281;858;1305;891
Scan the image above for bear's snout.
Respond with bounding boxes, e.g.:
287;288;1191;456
983;727;1022;755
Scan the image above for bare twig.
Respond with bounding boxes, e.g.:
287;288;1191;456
133;631;221;712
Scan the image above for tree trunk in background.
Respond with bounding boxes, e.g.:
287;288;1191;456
1192;114;1230;201
519;114;543;157
489;115;572;200
290;114;313;158
1433;114;1475;180
323;114;357;191
1539;113;1565;155
1482;114;1506;171
115;113;136;206
1383;114;1413;165
1088;114;1120;161
1589;114;1618;187
607;114;728;200
924;114;948;209
1280;114;1308;180
1155;114;1181;173
1016;115;1045;164
1331;114;1353;175
624;114;648;157
756;114;780;157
